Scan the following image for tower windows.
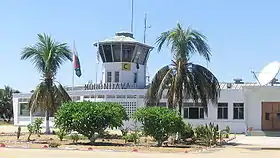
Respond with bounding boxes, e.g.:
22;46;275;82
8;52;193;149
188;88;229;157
115;71;119;82
107;72;112;82
134;72;137;83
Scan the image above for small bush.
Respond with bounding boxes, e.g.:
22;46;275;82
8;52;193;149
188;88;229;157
55;101;128;143
33;118;43;137
193;123;219;146
123;132;140;144
225;126;230;138
48;142;60;148
133;107;185;146
70;133;79;143
27;124;34;141
181;123;194;140
56;129;67;141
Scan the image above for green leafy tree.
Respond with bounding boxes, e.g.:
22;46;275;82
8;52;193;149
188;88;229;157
55;101;128;143
133;107;185;146
20;33;72;134
0;86;20;122
146;23;220;114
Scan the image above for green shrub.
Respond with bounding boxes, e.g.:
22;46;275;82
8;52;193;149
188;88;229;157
55;101;128;143
70;133;79;143
123;132;140;144
27;124;34;141
133;107;185;146
225;125;230;138
33;118;43;137
56;129;67;141
180;123;194;140
193;123;219;146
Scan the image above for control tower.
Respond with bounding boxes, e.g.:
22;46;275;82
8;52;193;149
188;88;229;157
93;31;153;89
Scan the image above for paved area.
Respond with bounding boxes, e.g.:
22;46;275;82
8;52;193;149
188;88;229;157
231;135;280;148
1;125;30;133
1;147;280;158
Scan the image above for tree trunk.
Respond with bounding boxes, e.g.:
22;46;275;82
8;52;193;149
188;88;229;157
29;110;33;124
27;133;32;141
45;111;50;134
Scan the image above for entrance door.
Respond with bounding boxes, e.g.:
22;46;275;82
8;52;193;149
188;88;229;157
261;102;280;130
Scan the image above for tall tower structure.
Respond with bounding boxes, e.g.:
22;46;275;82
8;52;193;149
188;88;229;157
93;31;153;89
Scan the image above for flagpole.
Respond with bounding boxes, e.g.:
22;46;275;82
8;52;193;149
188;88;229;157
130;0;134;33
72;40;75;91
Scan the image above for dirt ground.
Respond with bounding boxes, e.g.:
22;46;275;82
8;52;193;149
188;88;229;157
0;132;203;153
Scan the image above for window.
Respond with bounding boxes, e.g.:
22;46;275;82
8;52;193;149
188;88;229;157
123;49;130;61
134;73;137;83
183;103;204;119
158;102;167;107
139;95;145;98
118;102;137;118
107;72;112;82
106;95;115;98
233;103;244;119
19;103;29;116
217;103;228;119
97;95;105;98
116;95;126;98
265;113;270;120
127;95;137;98
115;71;119;82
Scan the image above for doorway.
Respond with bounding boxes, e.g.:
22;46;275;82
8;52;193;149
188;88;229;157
261;102;280;130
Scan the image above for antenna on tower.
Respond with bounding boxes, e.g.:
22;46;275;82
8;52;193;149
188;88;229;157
143;12;151;43
143;12;152;84
130;0;134;33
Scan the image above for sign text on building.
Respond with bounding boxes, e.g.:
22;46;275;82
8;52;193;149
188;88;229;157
84;83;136;90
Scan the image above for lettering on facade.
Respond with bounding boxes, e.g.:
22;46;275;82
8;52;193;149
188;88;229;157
84;83;136;90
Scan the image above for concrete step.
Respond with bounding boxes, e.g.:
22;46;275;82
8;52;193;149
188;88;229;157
248;131;280;137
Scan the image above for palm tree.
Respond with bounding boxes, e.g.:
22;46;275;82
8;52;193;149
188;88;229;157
146;23;220;115
21;33;72;134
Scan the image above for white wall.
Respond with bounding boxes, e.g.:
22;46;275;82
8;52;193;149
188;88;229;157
13;88;249;133
243;86;280;131
185;89;246;133
102;62;146;88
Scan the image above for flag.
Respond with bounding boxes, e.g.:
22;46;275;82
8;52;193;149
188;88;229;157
73;44;82;77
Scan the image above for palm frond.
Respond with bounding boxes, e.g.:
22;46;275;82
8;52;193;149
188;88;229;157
29;81;72;114
56;83;72;101
29;82;49;113
190;64;220;103
21;33;72;78
187;29;211;62
155;23;211;62
145;65;170;106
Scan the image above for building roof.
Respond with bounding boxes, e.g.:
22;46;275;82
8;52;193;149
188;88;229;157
93;31;153;48
219;82;280;89
65;82;280;91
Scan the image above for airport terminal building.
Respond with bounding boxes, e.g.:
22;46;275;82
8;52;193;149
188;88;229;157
12;32;280;133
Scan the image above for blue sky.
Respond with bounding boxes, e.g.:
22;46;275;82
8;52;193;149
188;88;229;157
1;0;280;92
